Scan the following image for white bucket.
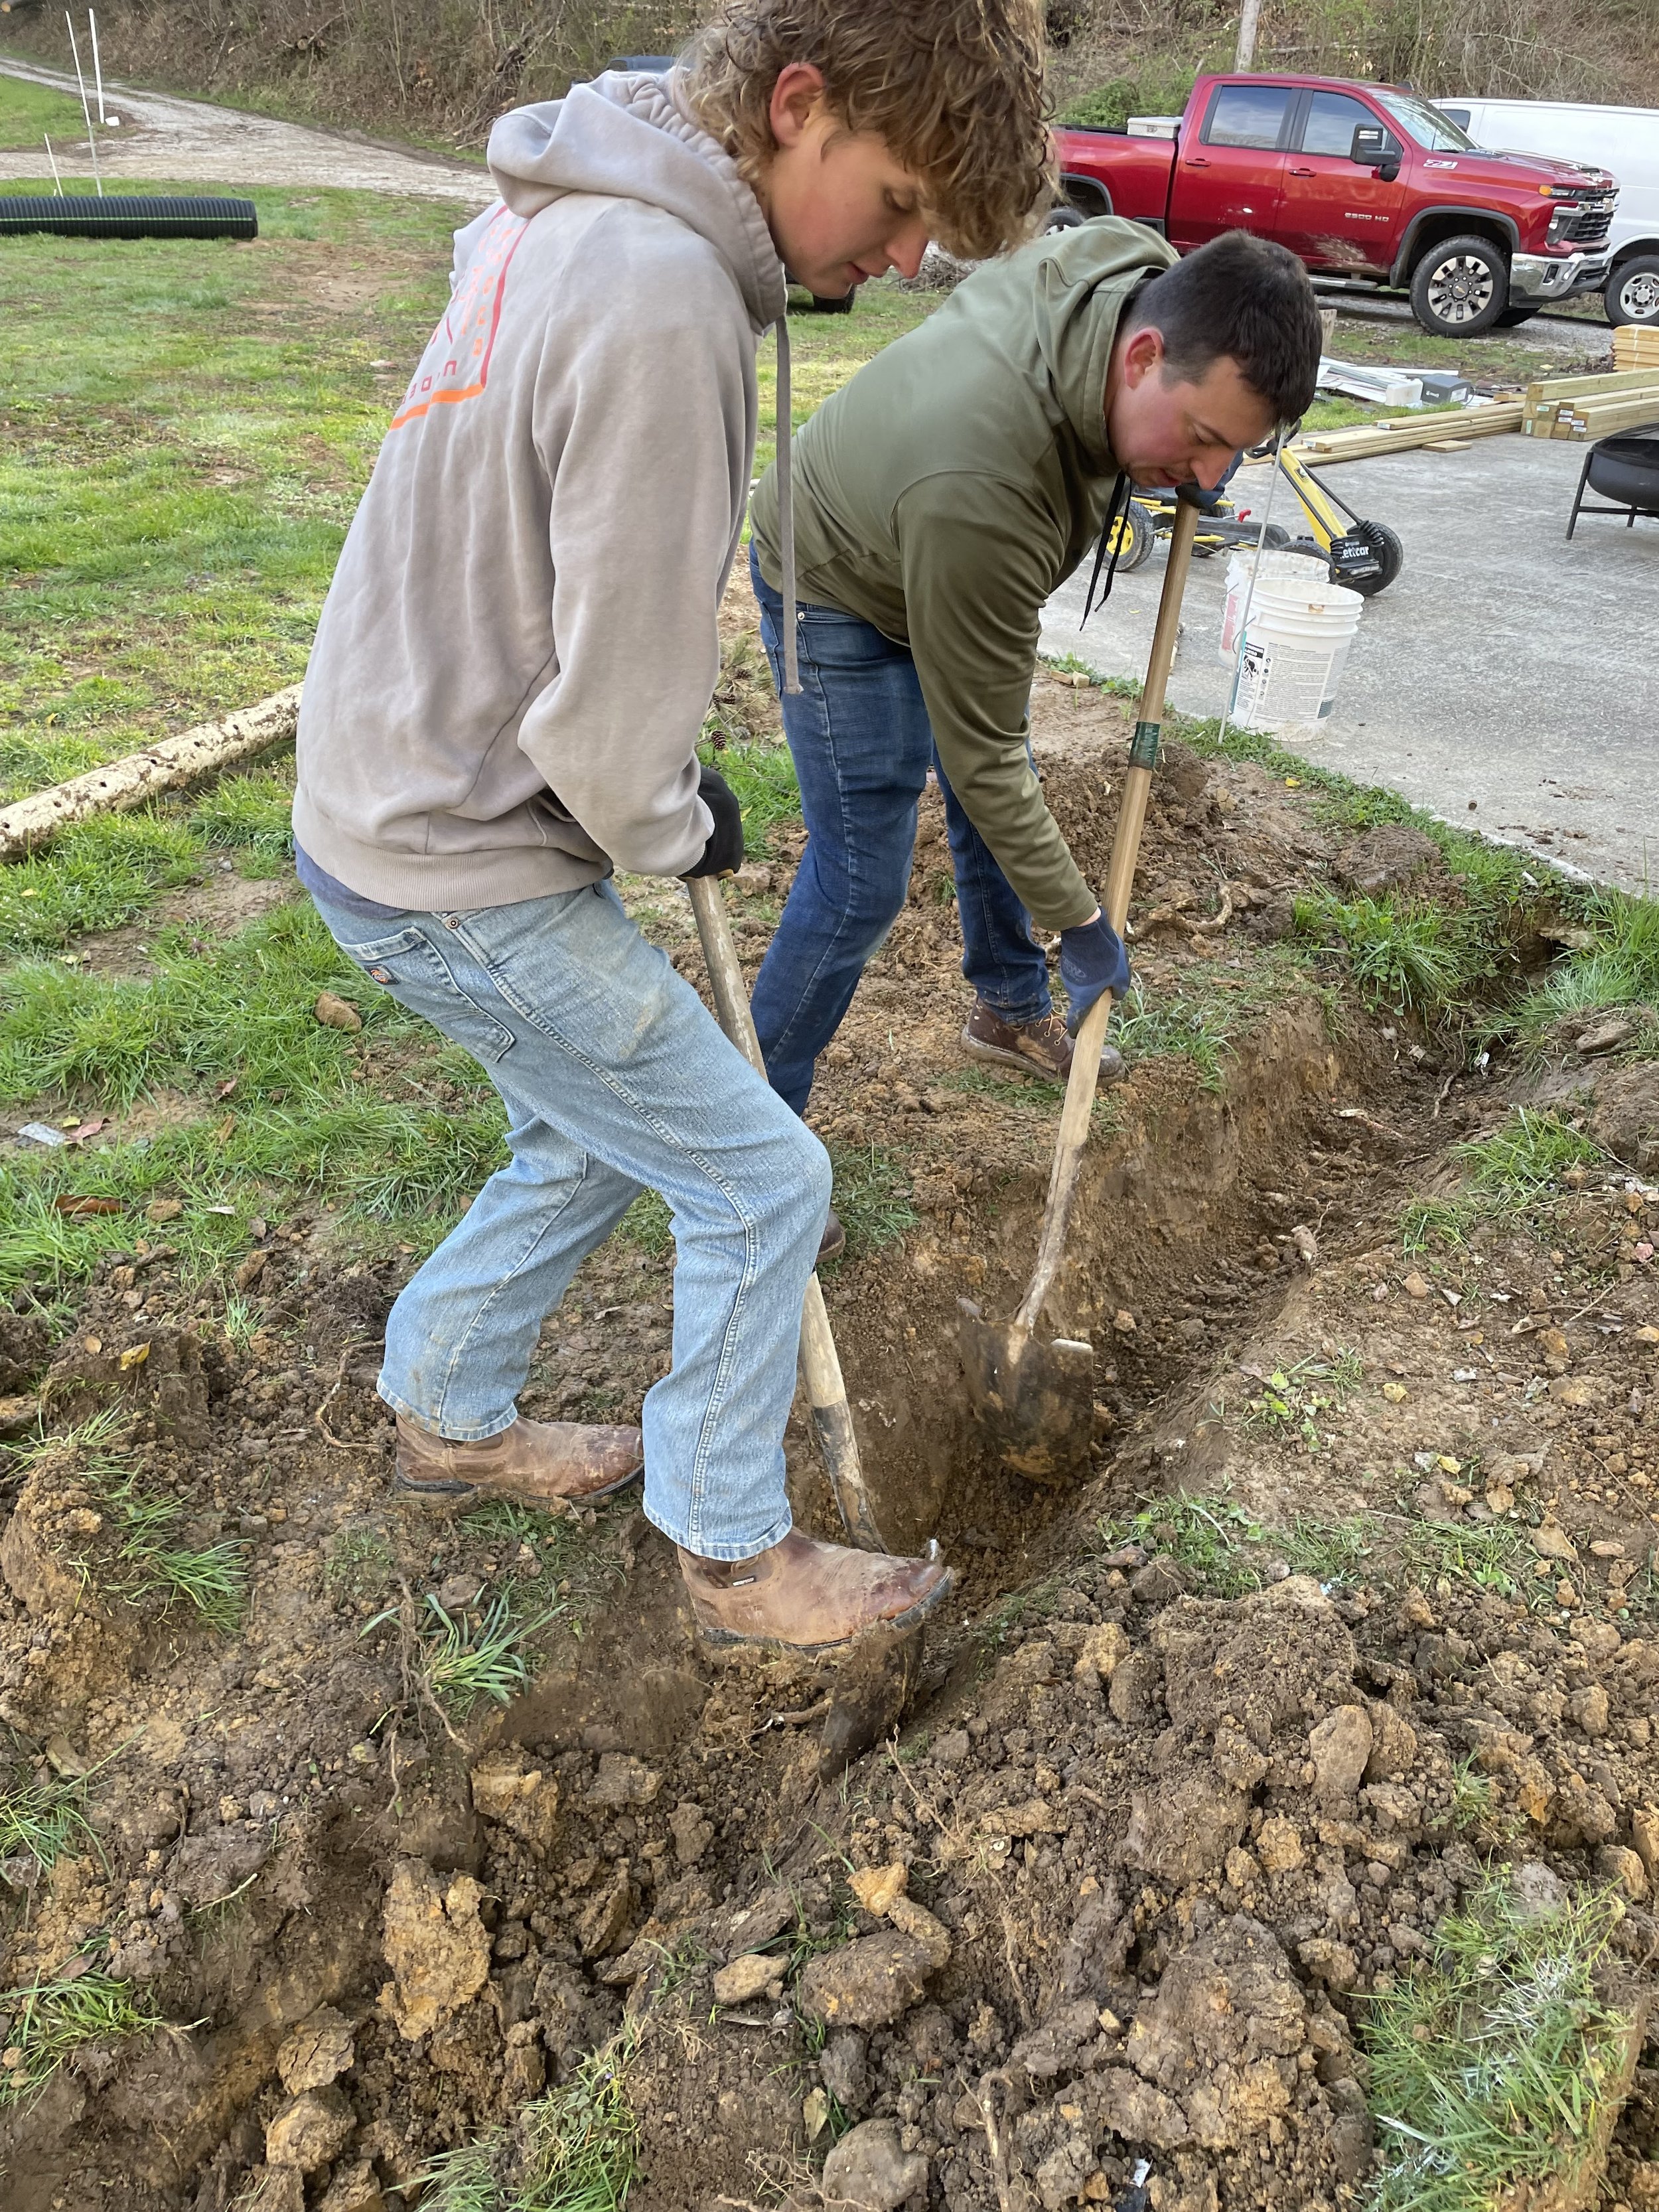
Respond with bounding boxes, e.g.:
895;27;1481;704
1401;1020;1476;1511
1219;549;1328;663
1229;575;1366;737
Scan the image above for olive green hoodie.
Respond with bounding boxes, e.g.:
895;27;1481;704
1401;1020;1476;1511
751;219;1177;930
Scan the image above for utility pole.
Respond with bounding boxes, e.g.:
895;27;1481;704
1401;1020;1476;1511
1235;0;1262;70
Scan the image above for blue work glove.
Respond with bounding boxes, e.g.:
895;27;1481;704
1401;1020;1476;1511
1058;913;1131;1033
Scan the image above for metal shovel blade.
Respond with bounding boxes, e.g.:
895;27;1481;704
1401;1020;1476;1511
958;1301;1094;1484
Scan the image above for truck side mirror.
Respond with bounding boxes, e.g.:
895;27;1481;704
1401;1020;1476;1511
1350;123;1388;163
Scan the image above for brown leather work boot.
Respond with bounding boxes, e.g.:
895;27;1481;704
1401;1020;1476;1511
818;1208;846;1265
678;1529;952;1653
961;1001;1126;1088
393;1414;643;1513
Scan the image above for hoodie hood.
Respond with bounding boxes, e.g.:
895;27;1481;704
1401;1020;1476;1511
487;70;786;335
1029;220;1180;475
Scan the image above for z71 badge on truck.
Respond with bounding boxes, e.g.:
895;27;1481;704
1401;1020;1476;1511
1054;74;1617;336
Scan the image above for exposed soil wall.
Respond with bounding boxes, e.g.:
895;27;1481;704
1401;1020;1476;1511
2;687;1657;2211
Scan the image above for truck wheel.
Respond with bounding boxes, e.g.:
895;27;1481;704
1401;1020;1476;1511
1607;256;1659;327
1410;235;1508;335
1343;520;1404;597
1045;204;1086;233
808;291;856;315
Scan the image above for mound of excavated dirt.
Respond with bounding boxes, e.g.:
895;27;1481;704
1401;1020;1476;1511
2;681;1657;2212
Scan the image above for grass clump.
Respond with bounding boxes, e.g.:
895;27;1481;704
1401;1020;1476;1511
827;1142;917;1257
1366;1872;1631;2212
1098;1492;1265;1597
614;1189;673;1259
1278;1513;1372;1587
1294;889;1469;1021
697;735;802;859
1239;1349;1362;1453
1510;885;1659;1058
413;2031;638;2212
1402;1108;1603;1253
188;767;297;871
0;1966;160;2109
0;1746;106;1884
369;1585;559;1717
0;813;202;960
1404;1514;1544;1611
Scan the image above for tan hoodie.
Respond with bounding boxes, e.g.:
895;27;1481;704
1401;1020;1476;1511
293;72;786;910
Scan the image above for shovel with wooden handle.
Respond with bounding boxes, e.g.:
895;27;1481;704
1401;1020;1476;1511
686;871;888;1552
958;494;1201;1483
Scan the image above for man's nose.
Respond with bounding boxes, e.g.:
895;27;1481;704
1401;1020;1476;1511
1192;449;1233;490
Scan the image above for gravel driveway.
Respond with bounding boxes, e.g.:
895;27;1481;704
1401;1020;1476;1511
0;54;492;202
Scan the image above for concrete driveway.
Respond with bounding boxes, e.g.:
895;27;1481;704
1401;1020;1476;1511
1041;431;1659;894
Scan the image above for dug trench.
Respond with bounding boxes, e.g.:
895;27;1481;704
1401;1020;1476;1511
1;677;1658;2212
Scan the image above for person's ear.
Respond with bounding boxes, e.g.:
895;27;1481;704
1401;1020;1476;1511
1120;326;1165;389
767;62;827;150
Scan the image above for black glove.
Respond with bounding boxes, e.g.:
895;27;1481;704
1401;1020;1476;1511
682;763;744;879
1058;912;1131;1033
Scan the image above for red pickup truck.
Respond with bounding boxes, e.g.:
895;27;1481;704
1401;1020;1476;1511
1054;74;1618;337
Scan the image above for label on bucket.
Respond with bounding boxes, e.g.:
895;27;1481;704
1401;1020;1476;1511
1233;638;1338;731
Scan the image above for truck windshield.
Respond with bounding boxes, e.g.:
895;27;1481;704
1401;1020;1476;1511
1373;90;1477;151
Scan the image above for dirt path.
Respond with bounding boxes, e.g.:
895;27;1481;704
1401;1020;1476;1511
0;54;492;201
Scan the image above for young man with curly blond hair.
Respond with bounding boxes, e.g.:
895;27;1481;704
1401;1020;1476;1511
291;3;1051;1650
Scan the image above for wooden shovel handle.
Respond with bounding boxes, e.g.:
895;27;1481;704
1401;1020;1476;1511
686;872;887;1552
1015;497;1201;1337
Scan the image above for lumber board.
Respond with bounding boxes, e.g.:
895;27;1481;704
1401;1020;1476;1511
0;685;301;862
1291;402;1521;464
1613;325;1659;369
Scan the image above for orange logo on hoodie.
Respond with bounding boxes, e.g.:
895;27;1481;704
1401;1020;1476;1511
392;207;528;431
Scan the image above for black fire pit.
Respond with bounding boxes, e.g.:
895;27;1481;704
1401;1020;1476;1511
1566;425;1659;538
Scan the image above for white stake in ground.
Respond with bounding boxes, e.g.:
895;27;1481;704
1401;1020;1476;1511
64;9;104;194
89;8;108;123
43;133;64;192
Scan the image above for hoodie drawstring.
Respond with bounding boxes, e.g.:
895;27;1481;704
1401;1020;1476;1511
1080;471;1130;627
774;315;800;695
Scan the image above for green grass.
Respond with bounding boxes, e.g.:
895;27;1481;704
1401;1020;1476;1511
28;1416;250;1629
1402;1107;1604;1252
1097;1491;1266;1597
324;1522;395;1606
1239;1349;1363;1453
1278;1512;1373;1587
827;1142;918;1257
1366;1872;1631;2212
1510;885;1659;1059
697;735;802;860
368;1584;559;1716
457;1495;632;1627
0;182;461;801
0;73;86;150
413;2030;638;2212
0;1965;159;2108
0;1741;107;1883
614;1191;673;1259
1404;1514;1546;1611
1294;889;1470;1021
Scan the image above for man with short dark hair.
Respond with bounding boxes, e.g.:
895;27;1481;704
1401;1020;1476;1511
746;224;1321;1166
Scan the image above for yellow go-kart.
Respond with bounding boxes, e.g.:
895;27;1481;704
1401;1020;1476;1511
1108;442;1404;597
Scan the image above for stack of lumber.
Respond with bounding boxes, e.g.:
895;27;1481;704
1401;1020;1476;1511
1290;400;1522;464
1522;366;1659;441
1613;325;1659;372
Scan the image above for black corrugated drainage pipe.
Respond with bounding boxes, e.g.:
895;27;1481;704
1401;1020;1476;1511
0;194;258;240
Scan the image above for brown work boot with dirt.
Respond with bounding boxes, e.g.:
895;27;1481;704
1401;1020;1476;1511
818;1208;846;1265
393;1414;643;1513
678;1529;952;1653
961;1001;1126;1086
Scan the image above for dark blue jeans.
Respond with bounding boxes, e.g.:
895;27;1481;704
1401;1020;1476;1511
749;546;1050;1114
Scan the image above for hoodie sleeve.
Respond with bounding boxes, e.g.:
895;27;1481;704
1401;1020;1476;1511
513;212;752;878
896;475;1097;934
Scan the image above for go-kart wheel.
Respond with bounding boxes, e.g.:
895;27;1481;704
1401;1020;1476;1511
1108;498;1155;573
1343;519;1404;597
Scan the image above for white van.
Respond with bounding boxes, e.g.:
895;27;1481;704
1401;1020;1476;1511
1435;97;1659;325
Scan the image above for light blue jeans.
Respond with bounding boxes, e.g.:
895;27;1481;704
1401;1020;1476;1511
310;877;831;1560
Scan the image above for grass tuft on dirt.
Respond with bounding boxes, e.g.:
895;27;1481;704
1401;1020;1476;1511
1403;1106;1604;1253
415;2030;638;2212
0;1963;160;2109
1365;1870;1632;2212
